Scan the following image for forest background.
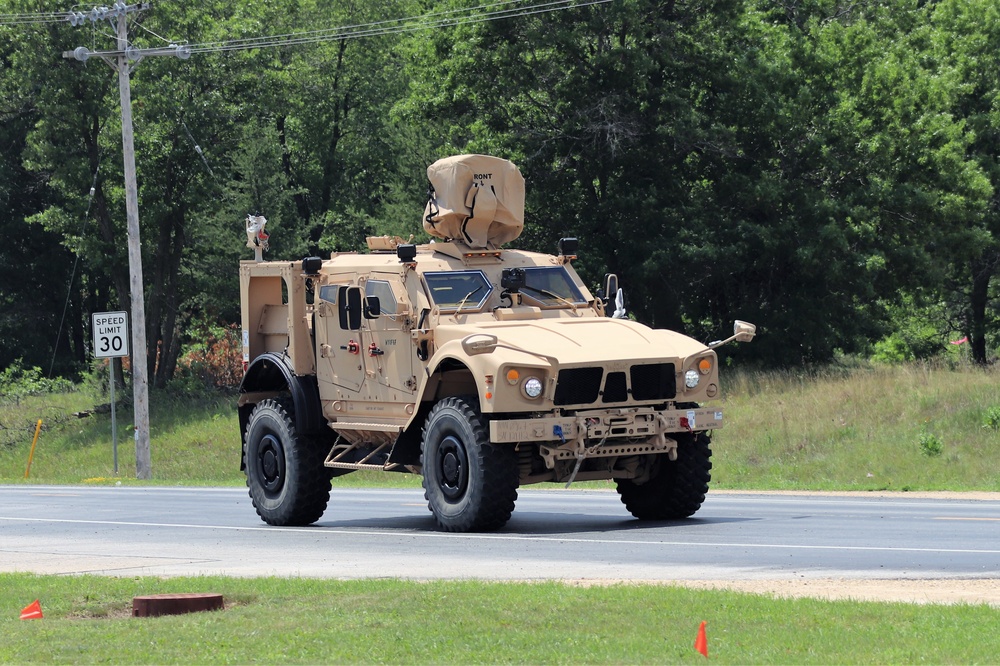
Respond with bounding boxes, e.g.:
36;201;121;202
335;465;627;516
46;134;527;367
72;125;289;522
2;0;999;386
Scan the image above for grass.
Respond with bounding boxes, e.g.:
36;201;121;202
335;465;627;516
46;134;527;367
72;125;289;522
4;361;1000;491
2;573;998;664
713;363;1000;491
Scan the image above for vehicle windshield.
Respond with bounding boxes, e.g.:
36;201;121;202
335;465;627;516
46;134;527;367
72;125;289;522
522;266;586;305
424;271;493;311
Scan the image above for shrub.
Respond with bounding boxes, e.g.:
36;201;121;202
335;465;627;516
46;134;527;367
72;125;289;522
175;322;244;389
0;360;74;404
918;429;944;457
982;406;1000;431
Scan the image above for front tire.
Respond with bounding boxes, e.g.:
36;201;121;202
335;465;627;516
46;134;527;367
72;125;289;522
421;396;519;532
616;432;712;520
244;398;333;526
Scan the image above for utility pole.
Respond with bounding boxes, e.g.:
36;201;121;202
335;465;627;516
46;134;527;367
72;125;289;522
64;2;190;479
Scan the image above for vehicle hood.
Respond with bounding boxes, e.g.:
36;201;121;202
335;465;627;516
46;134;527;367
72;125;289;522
434;317;708;366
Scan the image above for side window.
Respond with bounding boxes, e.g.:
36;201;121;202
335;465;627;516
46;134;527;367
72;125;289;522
365;280;398;315
318;285;339;304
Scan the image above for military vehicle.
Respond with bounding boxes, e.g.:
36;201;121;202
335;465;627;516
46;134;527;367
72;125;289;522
238;154;755;532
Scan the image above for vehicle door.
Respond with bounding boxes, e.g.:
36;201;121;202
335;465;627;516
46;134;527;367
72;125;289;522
362;274;416;401
315;280;367;395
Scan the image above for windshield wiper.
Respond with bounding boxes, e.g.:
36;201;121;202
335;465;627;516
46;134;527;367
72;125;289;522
520;285;578;312
453;285;484;313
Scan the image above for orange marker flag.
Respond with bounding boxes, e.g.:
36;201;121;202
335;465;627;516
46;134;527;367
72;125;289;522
20;600;43;620
694;620;708;658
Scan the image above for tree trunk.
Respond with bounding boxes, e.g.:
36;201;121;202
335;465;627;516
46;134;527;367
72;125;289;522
970;256;993;365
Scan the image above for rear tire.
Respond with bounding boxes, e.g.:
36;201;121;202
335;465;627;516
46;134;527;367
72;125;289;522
421;396;519;532
615;432;712;520
244;398;333;526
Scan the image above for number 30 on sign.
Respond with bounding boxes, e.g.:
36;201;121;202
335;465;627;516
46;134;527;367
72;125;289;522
92;311;129;358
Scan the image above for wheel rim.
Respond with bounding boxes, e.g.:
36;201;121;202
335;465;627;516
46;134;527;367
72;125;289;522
437;434;468;501
256;433;285;495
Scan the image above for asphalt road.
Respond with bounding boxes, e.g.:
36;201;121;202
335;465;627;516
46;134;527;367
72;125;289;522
1;485;998;581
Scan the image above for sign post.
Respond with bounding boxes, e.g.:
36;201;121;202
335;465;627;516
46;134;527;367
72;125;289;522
92;311;129;475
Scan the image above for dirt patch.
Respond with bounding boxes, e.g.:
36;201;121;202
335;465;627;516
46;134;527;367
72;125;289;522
561;578;1000;607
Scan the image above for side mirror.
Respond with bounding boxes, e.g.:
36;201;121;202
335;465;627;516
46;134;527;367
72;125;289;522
709;320;757;348
339;286;363;330
734;320;756;343
461;333;498;356
603;274;618;302
364;296;381;319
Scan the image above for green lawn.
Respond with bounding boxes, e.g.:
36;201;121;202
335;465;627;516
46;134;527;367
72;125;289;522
2;574;998;664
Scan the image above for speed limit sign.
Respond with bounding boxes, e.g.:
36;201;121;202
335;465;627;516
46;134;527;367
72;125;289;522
92;311;130;358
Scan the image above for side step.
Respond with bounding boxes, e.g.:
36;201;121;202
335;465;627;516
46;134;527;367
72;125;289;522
324;437;403;472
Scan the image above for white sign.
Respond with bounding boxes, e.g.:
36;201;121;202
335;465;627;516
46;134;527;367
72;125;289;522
92;311;130;358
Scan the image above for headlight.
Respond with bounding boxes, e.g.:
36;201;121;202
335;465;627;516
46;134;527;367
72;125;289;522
523;377;543;398
684;369;700;389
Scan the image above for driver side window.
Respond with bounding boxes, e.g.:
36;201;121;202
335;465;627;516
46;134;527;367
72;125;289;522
365;280;398;315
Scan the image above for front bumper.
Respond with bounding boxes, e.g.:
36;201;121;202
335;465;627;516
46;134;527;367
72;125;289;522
489;405;722;444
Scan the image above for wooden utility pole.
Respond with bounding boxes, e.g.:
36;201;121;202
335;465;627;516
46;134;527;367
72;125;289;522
64;3;190;479
115;9;151;480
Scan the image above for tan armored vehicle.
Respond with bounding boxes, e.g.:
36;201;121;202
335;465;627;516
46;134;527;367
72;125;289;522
238;154;755;532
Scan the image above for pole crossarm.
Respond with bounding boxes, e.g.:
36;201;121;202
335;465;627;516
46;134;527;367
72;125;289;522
64;2;149;27
61;44;191;62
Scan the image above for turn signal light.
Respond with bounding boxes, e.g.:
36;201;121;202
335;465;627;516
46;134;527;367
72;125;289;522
506;369;520;385
698;357;713;375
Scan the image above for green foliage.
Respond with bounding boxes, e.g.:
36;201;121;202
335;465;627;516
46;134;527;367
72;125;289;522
981;406;1000;431
3;0;1000;375
0;360;73;404
918;428;944;457
870;298;959;363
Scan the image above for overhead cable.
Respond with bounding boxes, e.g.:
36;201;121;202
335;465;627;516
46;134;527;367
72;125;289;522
183;0;612;54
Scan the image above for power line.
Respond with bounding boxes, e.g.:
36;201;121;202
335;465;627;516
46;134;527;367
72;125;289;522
0;13;68;25
64;0;612;61
183;0;588;51
193;0;612;53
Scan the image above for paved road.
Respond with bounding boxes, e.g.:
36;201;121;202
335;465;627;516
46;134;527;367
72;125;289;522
1;486;998;580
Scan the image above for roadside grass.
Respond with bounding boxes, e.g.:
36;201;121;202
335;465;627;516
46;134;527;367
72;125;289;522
3;361;1000;491
2;573;998;664
714;362;1000;491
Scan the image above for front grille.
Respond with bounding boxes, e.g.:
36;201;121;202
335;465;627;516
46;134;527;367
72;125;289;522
554;362;676;406
602;372;628;403
630;363;676;401
553;367;603;406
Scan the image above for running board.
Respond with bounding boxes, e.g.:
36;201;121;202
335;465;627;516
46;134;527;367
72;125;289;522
324;438;403;472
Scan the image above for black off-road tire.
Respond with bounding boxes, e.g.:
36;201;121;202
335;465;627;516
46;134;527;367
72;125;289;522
615;432;712;520
421;396;519;532
244;398;333;526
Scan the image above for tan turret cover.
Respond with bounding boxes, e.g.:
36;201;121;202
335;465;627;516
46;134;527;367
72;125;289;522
423;154;525;248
